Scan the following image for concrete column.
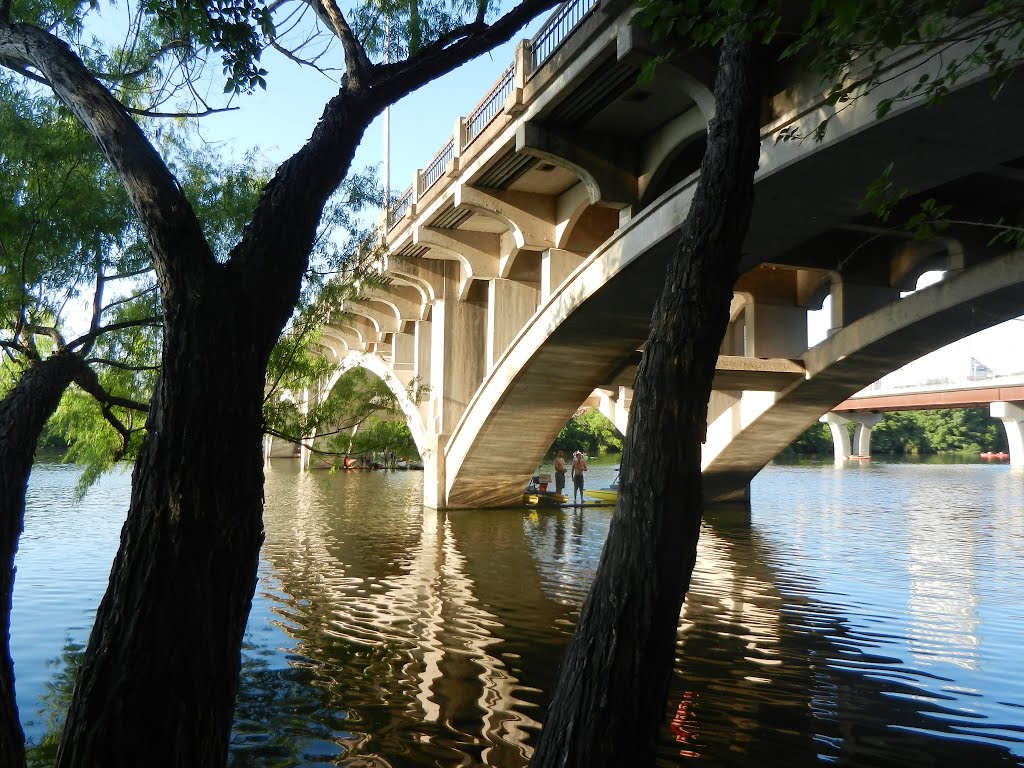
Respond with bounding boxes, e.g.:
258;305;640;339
263;434;273;468
820;412;851;465
849;413;884;457
487;278;539;368
990;401;1024;467
721;307;746;356
414;319;431;389
421;432;447;509
430;287;487;438
744;301;807;359
541;248;585;302
614;386;631;436
830;279;901;332
393;330;415;372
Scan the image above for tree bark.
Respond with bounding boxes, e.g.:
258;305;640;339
0;352;88;768
530;28;761;768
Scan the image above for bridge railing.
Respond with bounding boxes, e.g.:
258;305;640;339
387;184;414;231
464;65;515;148
419;138;455;195
529;0;599;72
383;0;600;234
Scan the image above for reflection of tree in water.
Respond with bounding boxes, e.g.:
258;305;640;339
659;506;1022;767
25;637;84;768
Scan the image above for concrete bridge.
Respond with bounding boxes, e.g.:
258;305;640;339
307;0;1024;508
815;374;1024;466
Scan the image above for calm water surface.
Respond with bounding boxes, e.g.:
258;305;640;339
12;458;1024;766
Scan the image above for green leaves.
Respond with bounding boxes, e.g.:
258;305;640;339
141;0;275;95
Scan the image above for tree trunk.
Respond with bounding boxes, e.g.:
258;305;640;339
53;269;291;767
530;28;761;768
0;352;87;768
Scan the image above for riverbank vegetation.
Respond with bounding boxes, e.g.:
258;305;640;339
551;410;624;457
784;408;1008;456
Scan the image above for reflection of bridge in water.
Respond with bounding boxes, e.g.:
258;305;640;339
244;467;1023;765
295;0;1024;508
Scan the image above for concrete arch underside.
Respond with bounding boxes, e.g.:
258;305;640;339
441;67;1024;509
702;250;1024;501
325;353;428;460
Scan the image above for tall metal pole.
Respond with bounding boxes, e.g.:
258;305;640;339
383;15;391;211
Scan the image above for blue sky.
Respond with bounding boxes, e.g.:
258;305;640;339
193;28;534;202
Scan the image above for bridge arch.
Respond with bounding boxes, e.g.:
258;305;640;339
702;249;1024;500
323;352;429;461
434;59;1024;507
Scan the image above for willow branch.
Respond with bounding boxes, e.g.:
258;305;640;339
67;316;161;352
85;357;159;372
125;104;239;118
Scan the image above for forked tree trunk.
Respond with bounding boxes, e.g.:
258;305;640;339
0;352;87;768
530;28;760;767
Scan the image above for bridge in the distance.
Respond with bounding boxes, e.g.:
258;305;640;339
813;372;1024;465
298;0;1024;508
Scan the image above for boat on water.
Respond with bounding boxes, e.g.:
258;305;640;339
980;451;1010;460
524;474;568;507
585;470;619;504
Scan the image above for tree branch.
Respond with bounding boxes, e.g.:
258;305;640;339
67;316;161;352
23;323;67;348
0;21;215;305
125;104;240;118
310;0;372;84
85;357;160;373
370;0;560;100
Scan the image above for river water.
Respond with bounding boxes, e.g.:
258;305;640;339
12;458;1024;766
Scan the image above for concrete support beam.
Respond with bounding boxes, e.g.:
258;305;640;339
830;279;901;332
516;121;637;207
820;412;851;465
345;300;400;336
455;185;556;256
487;278;540;369
541;248;586;303
991;401;1024;467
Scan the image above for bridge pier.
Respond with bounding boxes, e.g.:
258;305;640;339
990;401;1024;467
851;413;884;458
821;412;883;463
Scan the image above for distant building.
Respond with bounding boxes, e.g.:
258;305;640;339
969;357;996;380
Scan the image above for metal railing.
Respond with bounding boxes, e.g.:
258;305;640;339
529;0;598;71
464;65;515;146
388;184;413;230
419;138;455;195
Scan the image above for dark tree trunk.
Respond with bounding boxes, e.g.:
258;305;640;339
530;28;761;768
0;352;87;768
54;270;304;767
